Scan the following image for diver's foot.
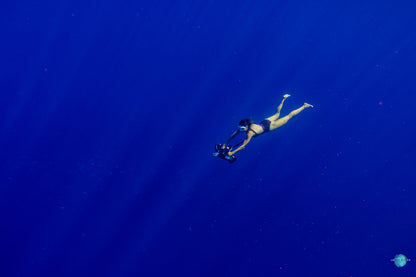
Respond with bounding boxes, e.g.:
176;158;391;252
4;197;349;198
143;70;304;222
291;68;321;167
283;94;291;99
304;103;313;108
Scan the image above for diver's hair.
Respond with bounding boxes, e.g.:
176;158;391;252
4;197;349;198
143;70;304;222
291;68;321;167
238;118;253;127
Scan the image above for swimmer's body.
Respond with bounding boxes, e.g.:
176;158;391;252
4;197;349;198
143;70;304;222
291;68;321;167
224;94;313;156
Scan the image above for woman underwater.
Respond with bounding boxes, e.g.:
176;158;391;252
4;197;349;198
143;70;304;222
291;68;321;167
223;94;313;157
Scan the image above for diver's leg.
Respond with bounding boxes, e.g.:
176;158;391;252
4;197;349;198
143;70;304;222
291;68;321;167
269;103;313;131
266;94;291;121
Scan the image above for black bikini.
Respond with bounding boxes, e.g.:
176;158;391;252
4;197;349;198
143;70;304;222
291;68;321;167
259;119;271;133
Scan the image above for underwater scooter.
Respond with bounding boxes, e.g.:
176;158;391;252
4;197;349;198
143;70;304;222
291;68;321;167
213;144;237;163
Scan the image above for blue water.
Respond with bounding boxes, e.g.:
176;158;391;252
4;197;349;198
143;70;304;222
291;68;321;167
2;1;416;276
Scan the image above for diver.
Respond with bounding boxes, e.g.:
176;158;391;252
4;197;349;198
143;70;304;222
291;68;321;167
215;94;313;162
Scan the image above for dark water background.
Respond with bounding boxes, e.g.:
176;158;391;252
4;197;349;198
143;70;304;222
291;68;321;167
2;0;416;276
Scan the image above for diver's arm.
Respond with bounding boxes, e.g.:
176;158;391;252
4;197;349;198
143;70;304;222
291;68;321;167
224;130;240;146
229;133;254;156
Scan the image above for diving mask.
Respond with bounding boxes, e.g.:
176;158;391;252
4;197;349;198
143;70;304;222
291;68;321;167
238;125;248;132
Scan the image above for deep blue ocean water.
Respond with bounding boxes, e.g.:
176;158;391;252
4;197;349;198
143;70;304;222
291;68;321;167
2;0;416;276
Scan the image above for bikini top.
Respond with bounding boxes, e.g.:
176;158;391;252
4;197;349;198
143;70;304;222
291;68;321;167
248;127;258;136
248;124;264;137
